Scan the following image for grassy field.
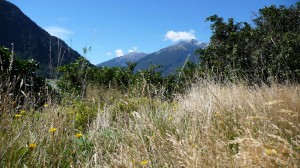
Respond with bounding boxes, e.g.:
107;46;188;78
1;82;300;167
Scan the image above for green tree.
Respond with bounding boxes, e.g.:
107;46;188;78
251;3;300;82
57;56;91;97
0;46;49;109
197;2;300;83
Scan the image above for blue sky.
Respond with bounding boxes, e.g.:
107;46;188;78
8;0;296;64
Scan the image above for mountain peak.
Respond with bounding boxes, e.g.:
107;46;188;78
97;52;147;67
188;39;198;44
124;52;145;57
134;40;208;76
177;39;205;46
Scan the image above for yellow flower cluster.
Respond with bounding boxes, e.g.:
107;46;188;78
28;143;37;150
20;110;26;114
49;128;57;133
14;110;27;118
14;114;22;118
265;148;277;155
75;133;83;138
140;160;148;166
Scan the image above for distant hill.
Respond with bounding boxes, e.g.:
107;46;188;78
135;39;207;75
0;0;81;77
97;52;147;67
97;40;207;75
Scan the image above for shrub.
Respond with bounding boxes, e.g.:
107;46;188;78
0;46;51;111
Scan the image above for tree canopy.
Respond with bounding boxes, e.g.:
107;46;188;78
197;2;300;83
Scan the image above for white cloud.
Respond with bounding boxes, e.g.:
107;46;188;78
115;49;124;57
128;46;138;53
44;26;74;40
106;52;112;56
164;30;196;42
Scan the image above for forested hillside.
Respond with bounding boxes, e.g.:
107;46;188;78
0;0;81;77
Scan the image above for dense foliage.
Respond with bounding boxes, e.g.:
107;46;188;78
57;58;184;99
197;3;300;83
0;46;50;109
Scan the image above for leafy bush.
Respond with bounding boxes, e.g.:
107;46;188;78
57;57;182;99
57;56;91;98
0;46;51;111
197;2;300;83
67;100;98;131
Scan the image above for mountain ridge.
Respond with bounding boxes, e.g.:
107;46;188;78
0;0;81;77
97;52;147;67
98;39;207;75
135;39;207;75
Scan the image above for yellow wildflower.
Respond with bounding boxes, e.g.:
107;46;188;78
15;114;22;117
49;128;57;133
44;104;49;107
28;143;37;150
20;110;26;114
265;148;277;155
75;133;83;138
140;160;148;166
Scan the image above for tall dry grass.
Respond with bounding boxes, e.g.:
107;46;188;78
88;82;300;167
1;82;299;167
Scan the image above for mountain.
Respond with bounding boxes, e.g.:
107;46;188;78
135;39;207;75
0;0;81;77
97;40;207;75
97;52;147;67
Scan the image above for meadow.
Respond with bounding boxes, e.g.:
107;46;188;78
1;81;299;167
1;3;299;167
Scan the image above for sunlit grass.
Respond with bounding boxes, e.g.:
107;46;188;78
0;82;299;167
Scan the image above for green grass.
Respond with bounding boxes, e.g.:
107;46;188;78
1;82;300;167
